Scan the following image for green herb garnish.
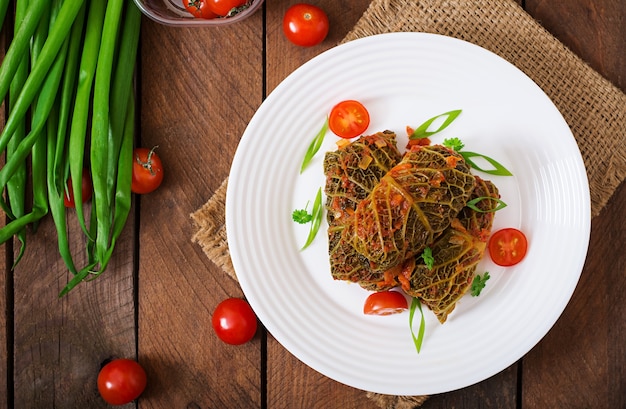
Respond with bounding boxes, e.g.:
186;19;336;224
471;272;490;296
466;196;508;213
409;297;426;354
442;136;465;151
300;118;329;173
460;151;513;176
410;109;462;139
420;247;434;270
301;188;323;250
292;203;313;224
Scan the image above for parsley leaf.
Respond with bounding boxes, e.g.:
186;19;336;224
292;204;312;224
420;247;434;270
471;272;490;296
443;137;465;151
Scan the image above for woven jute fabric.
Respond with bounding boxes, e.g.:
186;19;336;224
191;0;626;407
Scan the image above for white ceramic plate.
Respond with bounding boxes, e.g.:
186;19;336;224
226;33;590;395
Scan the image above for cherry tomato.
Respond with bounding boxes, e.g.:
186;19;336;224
363;291;408;316
97;359;147;405
328;100;370;139
212;298;258;345
64;168;93;208
182;0;219;19
206;0;247;16
282;4;329;47
488;228;528;266
131;147;164;194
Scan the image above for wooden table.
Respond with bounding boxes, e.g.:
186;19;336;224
1;0;624;407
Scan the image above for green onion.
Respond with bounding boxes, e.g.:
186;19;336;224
460;151;513;176
301;187;323;250
409;297;426;354
300;118;328;173
0;0;142;294
410;109;462;139
466;196;508;212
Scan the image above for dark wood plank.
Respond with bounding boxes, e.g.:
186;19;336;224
136;13;264;408
12;214;136;408
522;0;626;407
527;0;626;92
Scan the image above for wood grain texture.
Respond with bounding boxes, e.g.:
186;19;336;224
137;13;264;409
527;0;626;92
11;206;136;409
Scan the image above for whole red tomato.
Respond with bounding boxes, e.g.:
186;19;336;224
206;0;247;16
283;3;329;47
97;359;147;405
131;147;164;194
64;168;93;208
182;0;219;19
212;298;258;345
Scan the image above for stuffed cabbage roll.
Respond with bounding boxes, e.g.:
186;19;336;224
347;145;477;273
324;131;402;282
403;177;500;323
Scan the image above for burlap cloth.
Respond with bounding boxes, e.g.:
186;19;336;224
191;0;626;407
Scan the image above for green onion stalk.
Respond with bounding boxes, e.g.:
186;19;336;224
0;0;142;296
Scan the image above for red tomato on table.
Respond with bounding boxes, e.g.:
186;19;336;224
363;291;408;316
282;4;330;47
131;147;164;194
212;298;258;345
488;228;528;266
97;359;147;405
329;100;370;139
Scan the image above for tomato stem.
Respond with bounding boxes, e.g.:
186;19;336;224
136;145;159;176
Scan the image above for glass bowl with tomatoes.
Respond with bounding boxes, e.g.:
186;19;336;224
132;0;264;26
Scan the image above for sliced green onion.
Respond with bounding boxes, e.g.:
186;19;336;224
460;151;513;176
410;109;462;139
409;297;426;354
300;118;328;173
301;187;323;250
466;196;508;212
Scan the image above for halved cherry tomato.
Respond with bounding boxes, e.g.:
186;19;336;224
132;147;164;194
97;358;147;405
488;228;528;266
328;100;370;139
64;168;93;208
212;298;258;345
363;291;408;316
206;0;247;16
182;0;219;19
282;4;329;47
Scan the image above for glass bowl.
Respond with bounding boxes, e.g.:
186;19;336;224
132;0;264;26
